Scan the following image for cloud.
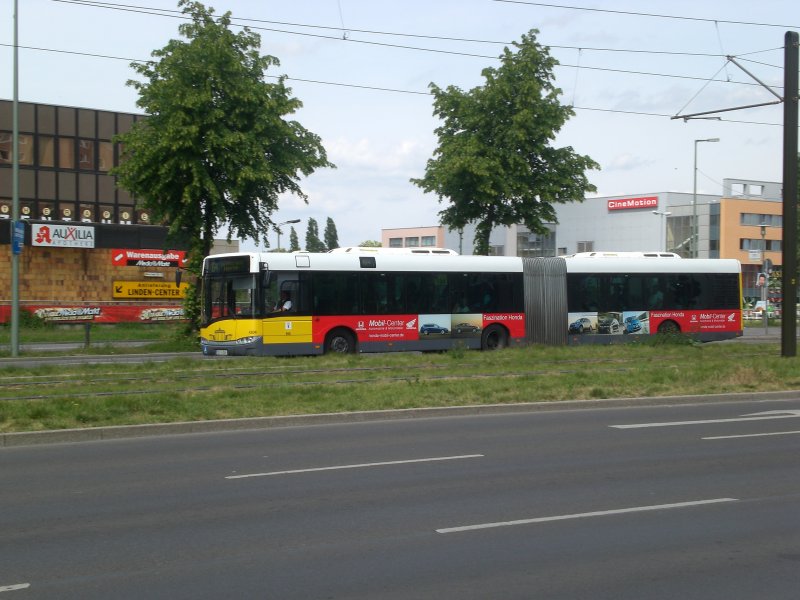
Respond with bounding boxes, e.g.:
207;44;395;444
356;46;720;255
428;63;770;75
326;137;432;174
605;154;655;171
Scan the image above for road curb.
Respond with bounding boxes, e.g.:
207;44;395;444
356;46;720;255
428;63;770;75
3;389;799;448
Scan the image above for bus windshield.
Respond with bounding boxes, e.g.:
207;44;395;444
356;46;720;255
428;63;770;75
203;273;259;324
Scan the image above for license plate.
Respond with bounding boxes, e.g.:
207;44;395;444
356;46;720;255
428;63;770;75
216;349;228;356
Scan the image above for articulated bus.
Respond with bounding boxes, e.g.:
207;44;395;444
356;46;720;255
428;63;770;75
199;250;742;356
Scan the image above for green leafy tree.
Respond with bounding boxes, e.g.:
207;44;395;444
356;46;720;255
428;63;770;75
324;217;340;250
112;1;333;325
412;29;598;255
289;226;300;252
359;240;382;247
305;218;326;252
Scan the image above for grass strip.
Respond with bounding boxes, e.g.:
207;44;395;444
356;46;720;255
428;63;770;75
1;340;798;433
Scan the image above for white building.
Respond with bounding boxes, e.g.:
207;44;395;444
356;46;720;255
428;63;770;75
408;178;781;260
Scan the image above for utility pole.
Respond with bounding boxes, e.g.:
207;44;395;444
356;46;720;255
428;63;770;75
781;31;798;358
10;0;20;357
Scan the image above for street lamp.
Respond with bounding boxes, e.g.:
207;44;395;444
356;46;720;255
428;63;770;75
275;219;301;251
692;137;720;258
652;210;672;251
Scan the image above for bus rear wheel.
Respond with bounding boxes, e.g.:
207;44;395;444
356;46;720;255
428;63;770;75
481;325;508;351
657;320;681;334
325;328;356;354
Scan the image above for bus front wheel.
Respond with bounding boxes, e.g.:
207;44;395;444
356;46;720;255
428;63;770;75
481;325;508;351
325;328;357;354
657;320;681;334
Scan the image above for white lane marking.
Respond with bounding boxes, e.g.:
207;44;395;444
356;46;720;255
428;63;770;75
703;430;800;440
611;410;800;429
436;498;738;534
226;454;484;479
0;583;31;593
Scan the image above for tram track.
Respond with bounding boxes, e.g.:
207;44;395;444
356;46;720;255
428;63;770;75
3;366;634;403
4;351;767;386
0;358;664;401
0;354;670;389
1;350;777;403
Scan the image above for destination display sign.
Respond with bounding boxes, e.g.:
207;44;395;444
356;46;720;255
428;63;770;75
113;281;188;299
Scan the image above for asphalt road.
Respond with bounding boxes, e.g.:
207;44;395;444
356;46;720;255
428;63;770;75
2;398;799;599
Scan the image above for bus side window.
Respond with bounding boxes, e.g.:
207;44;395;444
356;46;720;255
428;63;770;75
672;275;701;309
626;275;645;310
403;274;422;314
645;277;664;309
568;275;599;312
430;274;449;314
449;273;469;313
360;272;389;314
608;276;628;312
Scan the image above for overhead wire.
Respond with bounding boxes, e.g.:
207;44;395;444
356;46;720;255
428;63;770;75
20;0;791;128
0;41;780;92
492;0;800;29
0;42;782;127
53;0;781;59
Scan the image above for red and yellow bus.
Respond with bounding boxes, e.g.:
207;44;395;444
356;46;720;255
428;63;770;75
199;250;742;356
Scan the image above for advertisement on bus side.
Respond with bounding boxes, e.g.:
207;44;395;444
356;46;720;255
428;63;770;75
312;313;525;344
567;309;740;337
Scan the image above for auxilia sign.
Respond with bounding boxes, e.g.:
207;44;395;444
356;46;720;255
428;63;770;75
31;224;95;248
113;281;189;299
607;196;659;211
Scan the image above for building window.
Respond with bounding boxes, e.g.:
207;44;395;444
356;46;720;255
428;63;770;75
79;139;95;170
389;237;403;248
0;132;34;165
58;137;75;169
740;213;782;227
405;237;419;247
740;238;781;252
98;141;113;171
666;215;693;257
577;241;594;253
421;235;436;247
0;132;10;162
38;136;55;167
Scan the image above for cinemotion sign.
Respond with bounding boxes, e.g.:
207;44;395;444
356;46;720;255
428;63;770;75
607;196;659;211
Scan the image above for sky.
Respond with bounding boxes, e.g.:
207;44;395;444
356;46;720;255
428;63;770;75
2;0;798;250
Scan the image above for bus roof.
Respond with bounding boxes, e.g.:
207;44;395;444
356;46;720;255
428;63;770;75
204;251;522;273
204;251;741;276
565;251;681;259
564;255;741;274
329;246;459;255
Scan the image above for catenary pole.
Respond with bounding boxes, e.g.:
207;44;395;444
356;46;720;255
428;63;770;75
10;0;20;357
781;31;798;358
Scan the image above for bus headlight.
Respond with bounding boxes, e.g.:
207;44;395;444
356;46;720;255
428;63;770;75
234;336;262;345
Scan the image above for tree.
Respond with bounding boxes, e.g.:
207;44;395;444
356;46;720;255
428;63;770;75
412;29;598;255
359;240;382;247
113;1;333;324
305;218;326;252
289;226;300;252
324;217;340;250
